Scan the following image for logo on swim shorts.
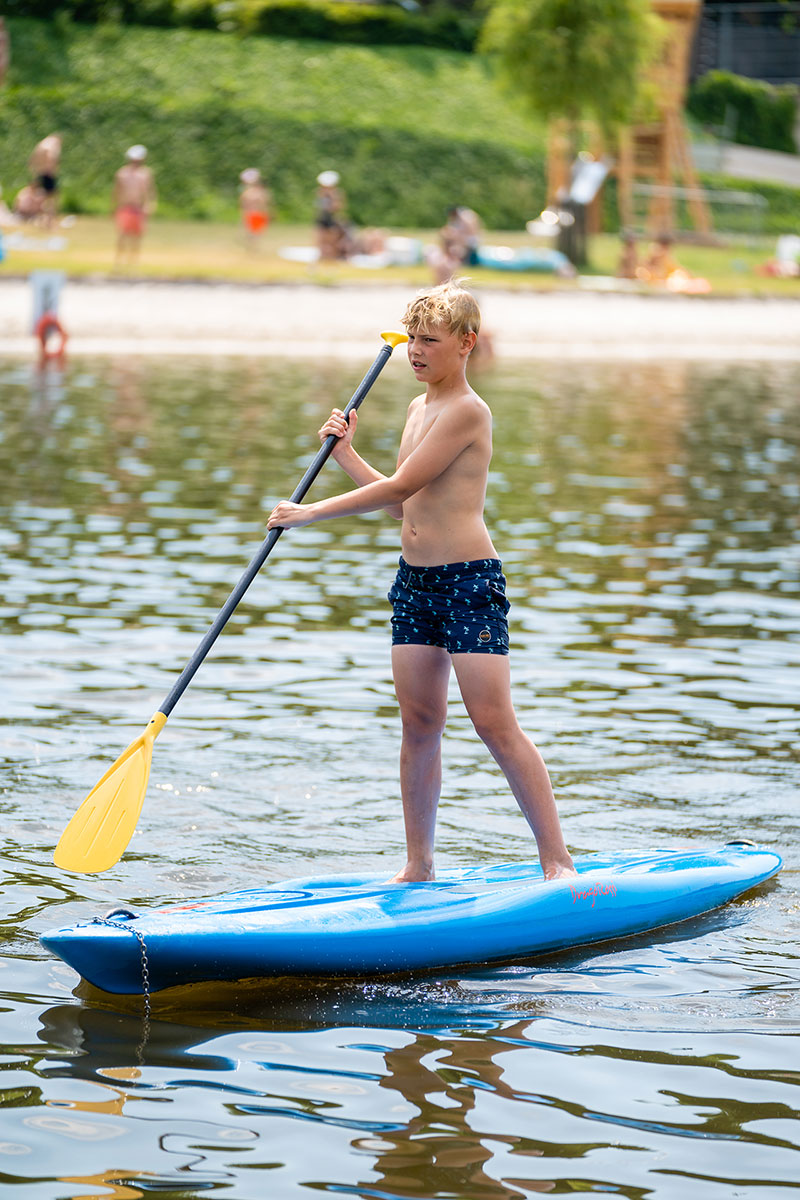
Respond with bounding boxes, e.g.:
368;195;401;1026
478;628;491;643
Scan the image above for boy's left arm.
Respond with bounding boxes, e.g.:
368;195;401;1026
268;403;480;529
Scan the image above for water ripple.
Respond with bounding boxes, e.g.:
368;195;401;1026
1;356;798;1198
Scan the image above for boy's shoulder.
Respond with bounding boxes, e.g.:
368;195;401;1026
449;384;491;420
407;387;488;411
406;385;490;425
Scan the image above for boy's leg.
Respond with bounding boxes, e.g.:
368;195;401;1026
390;642;451;882
451;653;575;880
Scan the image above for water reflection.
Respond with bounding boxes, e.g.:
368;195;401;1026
1;355;799;1197
31;981;800;1199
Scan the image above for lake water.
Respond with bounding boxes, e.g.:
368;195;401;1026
1;352;798;1199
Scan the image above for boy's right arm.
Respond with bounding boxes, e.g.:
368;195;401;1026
319;409;403;520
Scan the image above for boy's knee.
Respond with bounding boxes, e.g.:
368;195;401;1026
401;704;447;742
470;708;516;751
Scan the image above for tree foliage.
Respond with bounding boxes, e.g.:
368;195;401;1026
480;0;662;138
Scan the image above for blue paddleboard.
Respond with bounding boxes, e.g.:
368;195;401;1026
40;842;781;995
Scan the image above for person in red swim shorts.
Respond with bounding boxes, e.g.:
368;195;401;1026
239;168;272;248
112;144;157;270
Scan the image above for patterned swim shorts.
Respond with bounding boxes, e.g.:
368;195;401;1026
387;557;510;655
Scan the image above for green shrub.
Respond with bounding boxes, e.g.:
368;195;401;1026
687;70;799;156
0;0;481;50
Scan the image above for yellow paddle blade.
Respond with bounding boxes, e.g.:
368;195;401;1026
54;712;167;874
380;330;409;348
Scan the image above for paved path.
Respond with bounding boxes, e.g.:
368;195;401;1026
691;141;800;187
716;143;800;188
1;278;799;360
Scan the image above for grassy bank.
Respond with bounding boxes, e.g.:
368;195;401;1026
0;17;548;229
2;215;799;297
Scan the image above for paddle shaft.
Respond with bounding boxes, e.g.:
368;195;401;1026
159;339;397;718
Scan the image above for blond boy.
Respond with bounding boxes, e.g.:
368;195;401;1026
268;281;574;882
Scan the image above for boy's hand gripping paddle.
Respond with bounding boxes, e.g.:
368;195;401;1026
54;331;409;874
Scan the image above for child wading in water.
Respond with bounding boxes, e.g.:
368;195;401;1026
268;281;575;883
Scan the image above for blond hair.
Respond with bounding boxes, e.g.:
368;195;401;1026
401;279;481;339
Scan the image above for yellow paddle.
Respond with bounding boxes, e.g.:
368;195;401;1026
54;331;409;873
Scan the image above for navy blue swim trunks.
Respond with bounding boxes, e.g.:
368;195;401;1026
387;557;510;654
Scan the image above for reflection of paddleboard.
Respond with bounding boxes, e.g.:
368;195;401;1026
41;843;781;995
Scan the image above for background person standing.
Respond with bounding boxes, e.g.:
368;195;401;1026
314;169;349;260
239;168;271;248
28;133;61;228
112;144;156;270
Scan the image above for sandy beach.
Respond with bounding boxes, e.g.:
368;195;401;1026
1;276;799;360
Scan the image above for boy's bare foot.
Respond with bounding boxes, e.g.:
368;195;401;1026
390;861;435;883
543;861;578;881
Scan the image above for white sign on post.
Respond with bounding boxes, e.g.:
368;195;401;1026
30;270;66;332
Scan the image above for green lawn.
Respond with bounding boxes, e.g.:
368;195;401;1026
2;214;798;296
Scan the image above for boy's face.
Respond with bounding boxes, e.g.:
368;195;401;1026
406;322;475;384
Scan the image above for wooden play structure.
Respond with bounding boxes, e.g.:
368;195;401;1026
617;0;712;236
546;0;713;238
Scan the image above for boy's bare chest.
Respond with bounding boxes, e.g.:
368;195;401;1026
399;403;441;459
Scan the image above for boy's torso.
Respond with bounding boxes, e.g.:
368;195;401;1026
398;391;496;567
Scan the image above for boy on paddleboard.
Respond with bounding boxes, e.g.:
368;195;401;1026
268;281;575;883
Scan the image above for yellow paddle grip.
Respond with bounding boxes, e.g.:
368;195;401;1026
380;331;409;348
